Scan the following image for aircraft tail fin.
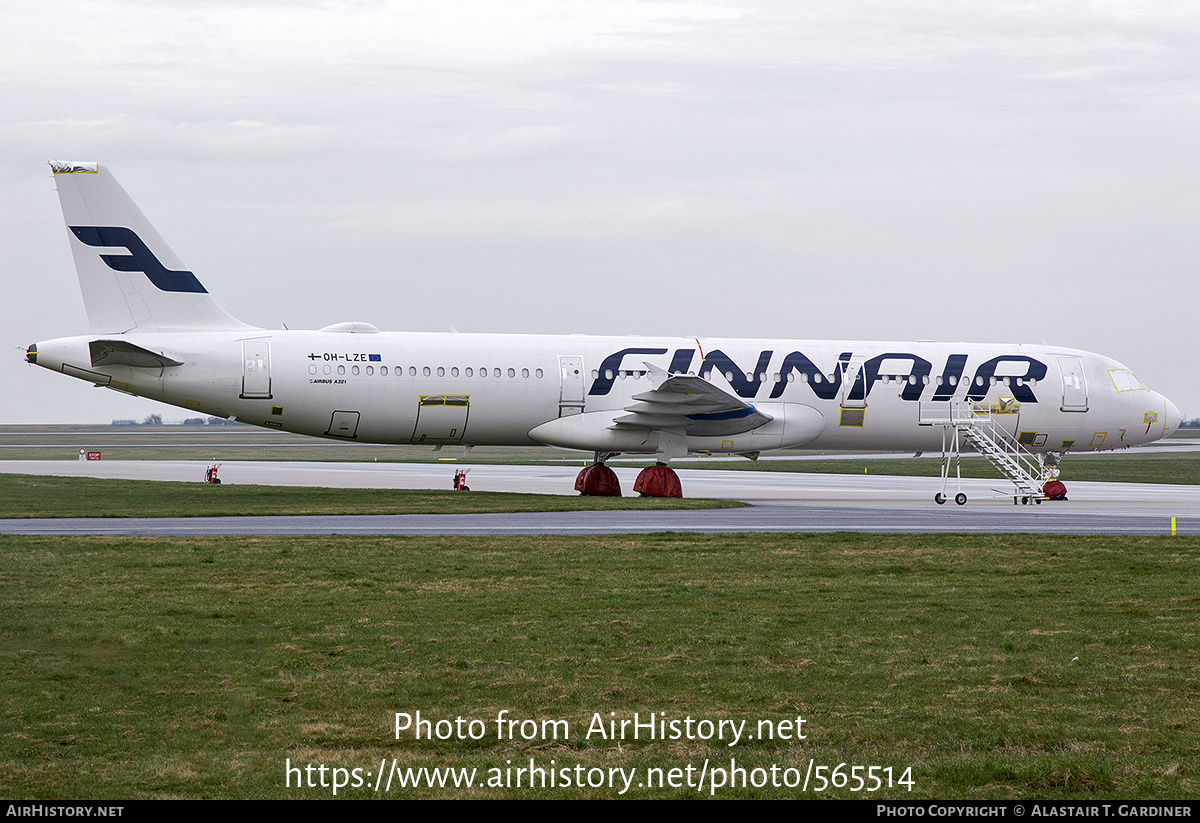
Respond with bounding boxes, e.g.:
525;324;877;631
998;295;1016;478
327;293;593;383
49;161;256;333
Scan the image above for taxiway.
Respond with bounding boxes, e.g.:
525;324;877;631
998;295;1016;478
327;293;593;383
0;460;1195;536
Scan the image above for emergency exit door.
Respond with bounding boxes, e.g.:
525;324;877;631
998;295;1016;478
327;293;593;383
558;355;585;417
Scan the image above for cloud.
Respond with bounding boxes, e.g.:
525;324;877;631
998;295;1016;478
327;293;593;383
3;0;1199;420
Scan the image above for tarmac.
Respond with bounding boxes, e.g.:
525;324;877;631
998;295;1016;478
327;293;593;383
0;459;1196;536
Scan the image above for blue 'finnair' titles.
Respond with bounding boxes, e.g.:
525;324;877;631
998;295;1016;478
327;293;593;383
587;348;1049;404
27;162;1183;500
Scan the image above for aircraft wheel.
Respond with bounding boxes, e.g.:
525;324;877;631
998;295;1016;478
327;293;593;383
935;493;946;505
1035;498;1042;505
955;493;967;506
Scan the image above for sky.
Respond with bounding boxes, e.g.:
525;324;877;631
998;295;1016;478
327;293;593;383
2;0;1197;424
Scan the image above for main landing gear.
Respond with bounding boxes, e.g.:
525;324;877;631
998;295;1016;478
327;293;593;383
633;463;683;498
575;454;684;498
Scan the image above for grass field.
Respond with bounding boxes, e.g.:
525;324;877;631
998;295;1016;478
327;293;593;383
3;426;1197;799
0;474;738;519
2;532;1197;799
0;424;588;464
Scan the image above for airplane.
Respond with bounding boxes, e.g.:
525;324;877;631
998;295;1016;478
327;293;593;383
25;161;1183;502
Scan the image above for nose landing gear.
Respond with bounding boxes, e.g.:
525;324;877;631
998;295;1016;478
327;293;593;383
576;452;622;496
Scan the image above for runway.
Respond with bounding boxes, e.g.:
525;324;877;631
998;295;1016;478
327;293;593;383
0;459;1197;535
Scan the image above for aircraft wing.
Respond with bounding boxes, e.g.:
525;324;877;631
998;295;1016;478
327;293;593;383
609;363;773;436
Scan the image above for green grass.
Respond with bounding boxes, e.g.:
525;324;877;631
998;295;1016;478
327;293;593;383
0;424;591;464
0;474;737;519
2;533;1197;798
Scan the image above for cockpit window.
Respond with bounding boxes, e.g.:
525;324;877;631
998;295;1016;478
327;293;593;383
1108;369;1146;392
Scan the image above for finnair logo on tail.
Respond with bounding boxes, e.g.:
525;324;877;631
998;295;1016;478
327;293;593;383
70;226;207;294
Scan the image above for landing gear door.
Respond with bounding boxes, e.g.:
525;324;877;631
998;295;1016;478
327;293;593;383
241;340;272;399
1058;356;1088;412
558;355;585;417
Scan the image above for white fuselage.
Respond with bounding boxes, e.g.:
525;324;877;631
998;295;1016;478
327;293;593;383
33;163;1182;469
29;330;1181;457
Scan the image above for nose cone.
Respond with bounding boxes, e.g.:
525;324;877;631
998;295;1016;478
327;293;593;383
1164;396;1182;436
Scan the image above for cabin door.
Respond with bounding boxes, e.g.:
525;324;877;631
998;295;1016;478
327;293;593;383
240;340;272;399
1058;356;1088;412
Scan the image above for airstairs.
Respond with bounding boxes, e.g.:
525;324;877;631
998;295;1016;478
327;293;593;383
921;402;1050;505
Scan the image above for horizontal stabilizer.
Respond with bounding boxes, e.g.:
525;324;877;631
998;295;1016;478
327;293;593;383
89;339;183;369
